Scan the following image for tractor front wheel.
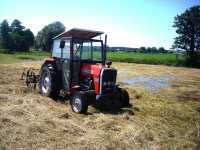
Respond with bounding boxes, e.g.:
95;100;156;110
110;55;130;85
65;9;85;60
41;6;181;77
71;92;88;114
119;89;130;107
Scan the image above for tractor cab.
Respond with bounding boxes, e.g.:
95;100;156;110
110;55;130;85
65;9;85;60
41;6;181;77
52;28;105;63
50;28;107;92
39;28;129;113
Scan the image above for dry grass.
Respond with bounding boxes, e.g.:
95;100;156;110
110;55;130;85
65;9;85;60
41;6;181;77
0;61;200;150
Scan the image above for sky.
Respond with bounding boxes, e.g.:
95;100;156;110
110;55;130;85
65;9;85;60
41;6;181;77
0;0;199;49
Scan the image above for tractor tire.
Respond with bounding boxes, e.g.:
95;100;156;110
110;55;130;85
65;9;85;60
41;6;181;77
70;92;88;114
39;64;60;99
119;89;130;107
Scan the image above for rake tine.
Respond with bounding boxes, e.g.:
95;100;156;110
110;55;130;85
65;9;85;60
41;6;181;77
20;68;26;80
20;67;39;89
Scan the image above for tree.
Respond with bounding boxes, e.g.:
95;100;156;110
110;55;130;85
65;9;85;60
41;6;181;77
0;20;10;49
151;47;157;53
172;5;200;65
146;47;152;53
139;47;146;53
23;29;34;50
9;32;24;50
158;47;166;53
0;19;34;51
10;19;25;33
35;21;65;51
10;20;34;51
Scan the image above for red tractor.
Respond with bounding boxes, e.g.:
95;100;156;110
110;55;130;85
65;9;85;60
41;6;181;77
29;28;129;113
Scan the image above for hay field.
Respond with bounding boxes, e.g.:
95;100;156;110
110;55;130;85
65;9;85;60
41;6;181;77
0;61;200;150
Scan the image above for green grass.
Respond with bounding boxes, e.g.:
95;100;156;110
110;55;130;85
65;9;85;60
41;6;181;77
15;50;49;57
107;52;186;66
0;49;186;66
0;53;20;64
0;49;50;64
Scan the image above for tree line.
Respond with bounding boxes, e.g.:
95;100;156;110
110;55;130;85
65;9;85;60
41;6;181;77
108;46;170;53
0;5;199;66
0;20;65;52
0;19;34;51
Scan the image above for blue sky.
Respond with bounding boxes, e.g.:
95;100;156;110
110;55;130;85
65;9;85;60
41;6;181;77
0;0;199;49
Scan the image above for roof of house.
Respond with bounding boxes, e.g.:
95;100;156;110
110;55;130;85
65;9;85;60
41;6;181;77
53;28;104;40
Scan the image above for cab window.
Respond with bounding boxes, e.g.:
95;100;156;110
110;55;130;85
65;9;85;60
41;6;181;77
52;40;70;59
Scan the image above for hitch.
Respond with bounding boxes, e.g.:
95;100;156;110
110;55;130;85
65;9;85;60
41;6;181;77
21;68;40;89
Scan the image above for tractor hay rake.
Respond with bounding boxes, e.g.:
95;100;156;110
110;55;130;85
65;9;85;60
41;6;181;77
21;68;40;89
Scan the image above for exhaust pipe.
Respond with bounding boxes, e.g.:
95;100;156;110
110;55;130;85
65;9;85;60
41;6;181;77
104;34;107;65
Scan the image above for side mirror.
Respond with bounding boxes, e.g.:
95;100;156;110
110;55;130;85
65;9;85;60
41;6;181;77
106;61;112;67
60;41;65;49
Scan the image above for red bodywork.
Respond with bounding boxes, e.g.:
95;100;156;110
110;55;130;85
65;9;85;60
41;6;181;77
81;63;105;94
43;58;106;94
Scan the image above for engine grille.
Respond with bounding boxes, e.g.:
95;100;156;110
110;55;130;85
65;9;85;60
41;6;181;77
100;68;117;94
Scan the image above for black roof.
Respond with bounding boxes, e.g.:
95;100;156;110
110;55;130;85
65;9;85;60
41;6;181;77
53;28;104;40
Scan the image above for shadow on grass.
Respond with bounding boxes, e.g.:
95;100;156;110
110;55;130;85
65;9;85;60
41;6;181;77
92;104;142;116
54;95;138;115
92;102;134;115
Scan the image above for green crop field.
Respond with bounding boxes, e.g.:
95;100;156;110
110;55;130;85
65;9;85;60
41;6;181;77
107;52;186;66
0;49;186;66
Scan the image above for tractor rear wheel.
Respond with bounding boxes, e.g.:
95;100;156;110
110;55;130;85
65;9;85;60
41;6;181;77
70;92;88;114
119;89;130;107
39;64;60;99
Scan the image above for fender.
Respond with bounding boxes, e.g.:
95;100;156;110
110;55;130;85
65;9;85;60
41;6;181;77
40;57;56;74
43;57;56;64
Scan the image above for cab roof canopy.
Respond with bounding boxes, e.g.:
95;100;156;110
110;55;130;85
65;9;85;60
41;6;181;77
53;28;104;40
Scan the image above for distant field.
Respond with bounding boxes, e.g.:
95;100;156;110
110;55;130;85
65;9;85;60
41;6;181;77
107;52;186;66
0;49;186;66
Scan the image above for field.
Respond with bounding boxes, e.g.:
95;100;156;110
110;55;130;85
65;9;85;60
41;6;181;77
0;50;186;66
0;50;49;64
0;56;200;149
107;52;185;66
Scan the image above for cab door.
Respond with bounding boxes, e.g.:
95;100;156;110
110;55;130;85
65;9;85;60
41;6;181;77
52;39;72;91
